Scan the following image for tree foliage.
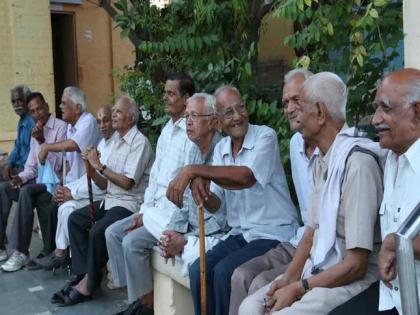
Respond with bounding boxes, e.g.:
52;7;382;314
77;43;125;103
103;0;402;160
109;0;291;155
274;0;403;124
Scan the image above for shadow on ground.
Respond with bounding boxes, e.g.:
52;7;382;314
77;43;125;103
0;205;128;315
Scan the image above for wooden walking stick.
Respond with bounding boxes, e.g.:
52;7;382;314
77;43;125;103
85;159;95;226
198;204;207;315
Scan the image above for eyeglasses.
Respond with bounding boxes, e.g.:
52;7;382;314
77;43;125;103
218;102;246;119
183;112;214;122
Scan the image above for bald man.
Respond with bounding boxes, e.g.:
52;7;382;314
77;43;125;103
329;68;420;315
36;106;116;271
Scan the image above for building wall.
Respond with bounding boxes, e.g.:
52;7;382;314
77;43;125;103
403;0;420;68
57;1;135;114
0;0;55;153
0;0;135;152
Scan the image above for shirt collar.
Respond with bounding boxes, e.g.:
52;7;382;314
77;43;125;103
119;125;138;145
170;116;187;132
70;112;88;132
297;132;319;160
44;114;55;129
221;123;253;157
402;137;420;175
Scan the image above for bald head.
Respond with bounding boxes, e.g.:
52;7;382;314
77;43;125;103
372;68;420;155
97;106;114;140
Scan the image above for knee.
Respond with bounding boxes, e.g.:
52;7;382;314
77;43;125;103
89;224;105;242
231;265;254;289
122;232;139;253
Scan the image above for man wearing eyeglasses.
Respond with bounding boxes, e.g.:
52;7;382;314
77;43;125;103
166;85;298;315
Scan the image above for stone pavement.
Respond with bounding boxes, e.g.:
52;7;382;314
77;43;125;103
0;206;129;315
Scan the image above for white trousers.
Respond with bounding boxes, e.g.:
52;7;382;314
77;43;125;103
55;199;90;249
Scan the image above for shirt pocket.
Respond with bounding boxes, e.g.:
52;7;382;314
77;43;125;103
378;203;389;233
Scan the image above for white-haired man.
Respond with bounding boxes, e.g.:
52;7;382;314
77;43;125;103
239;72;386;315
229;68;316;315
55;95;154;307
329;68;420;315
1;87;101;272
166;85;299;315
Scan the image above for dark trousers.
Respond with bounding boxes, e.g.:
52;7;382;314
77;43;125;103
328;281;399;315
36;192;58;255
7;183;48;255
68;202;132;293
189;234;279;315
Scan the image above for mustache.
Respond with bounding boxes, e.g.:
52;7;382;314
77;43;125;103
374;123;390;131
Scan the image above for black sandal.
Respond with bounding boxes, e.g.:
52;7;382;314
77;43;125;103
57;287;92;307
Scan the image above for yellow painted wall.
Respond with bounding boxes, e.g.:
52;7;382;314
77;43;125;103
59;1;135;115
0;0;135;152
259;13;295;65
0;0;55;153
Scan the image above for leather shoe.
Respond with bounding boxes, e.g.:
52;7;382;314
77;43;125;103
36;252;69;270
57;287;92;307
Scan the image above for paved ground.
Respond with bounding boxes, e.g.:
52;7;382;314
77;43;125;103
0;206;129;315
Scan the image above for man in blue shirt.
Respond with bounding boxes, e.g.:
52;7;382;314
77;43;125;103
0;85;34;181
166;85;298;315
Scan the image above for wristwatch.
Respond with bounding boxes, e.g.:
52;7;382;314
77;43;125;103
301;278;310;293
99;164;107;175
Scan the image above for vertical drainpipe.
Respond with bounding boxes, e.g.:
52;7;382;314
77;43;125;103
395;202;420;315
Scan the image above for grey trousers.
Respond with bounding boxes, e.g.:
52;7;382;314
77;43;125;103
105;214;157;303
0;181;44;254
229;242;296;315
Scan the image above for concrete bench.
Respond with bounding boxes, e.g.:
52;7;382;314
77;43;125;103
151;247;194;315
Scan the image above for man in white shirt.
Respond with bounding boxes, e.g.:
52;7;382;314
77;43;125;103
105;73;195;315
229;68;317;315
55;95;154;307
166;85;299;315
12;87;101;271
35;106;115;271
329;68;420;315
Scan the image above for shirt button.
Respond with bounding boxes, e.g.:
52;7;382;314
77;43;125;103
394;286;399;291
393;218;398;223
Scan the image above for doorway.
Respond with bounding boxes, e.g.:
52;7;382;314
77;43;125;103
51;12;78;118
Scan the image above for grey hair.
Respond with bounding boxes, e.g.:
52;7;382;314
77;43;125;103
187;93;216;114
406;78;420;106
116;94;139;124
214;85;241;99
302;72;347;122
284;68;313;84
10;85;31;102
63;86;87;112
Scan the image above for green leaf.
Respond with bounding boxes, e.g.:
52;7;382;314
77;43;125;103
297;0;304;11
327;23;334;36
374;0;387;7
356;54;364;67
369;8;379;19
304;0;312;6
